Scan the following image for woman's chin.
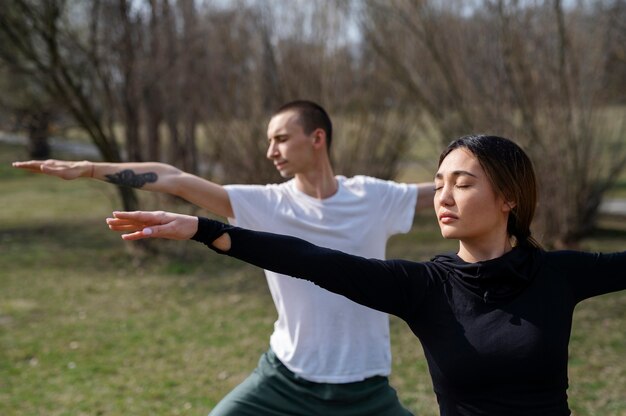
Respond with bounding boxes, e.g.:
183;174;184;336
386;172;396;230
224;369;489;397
438;226;457;240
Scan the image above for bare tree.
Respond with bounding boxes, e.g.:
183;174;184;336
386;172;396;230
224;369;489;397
493;0;626;246
0;0;139;210
0;64;53;159
118;0;143;162
332;111;417;179
361;0;626;246
275;0;417;173
142;0;166;161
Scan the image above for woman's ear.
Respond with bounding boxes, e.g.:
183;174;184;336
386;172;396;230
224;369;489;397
502;200;517;213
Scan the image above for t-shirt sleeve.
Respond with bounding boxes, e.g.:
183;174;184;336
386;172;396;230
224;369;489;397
223;184;278;229
360;176;418;235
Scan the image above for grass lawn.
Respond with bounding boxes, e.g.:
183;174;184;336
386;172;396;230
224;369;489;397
1;143;625;415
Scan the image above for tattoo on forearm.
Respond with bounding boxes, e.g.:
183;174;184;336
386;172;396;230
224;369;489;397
105;170;158;188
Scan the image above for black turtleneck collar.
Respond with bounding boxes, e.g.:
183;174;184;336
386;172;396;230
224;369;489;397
431;246;542;303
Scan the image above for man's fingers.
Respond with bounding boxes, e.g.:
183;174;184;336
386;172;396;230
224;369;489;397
12;161;42;167
12;161;43;172
40;164;65;173
13;160;77;178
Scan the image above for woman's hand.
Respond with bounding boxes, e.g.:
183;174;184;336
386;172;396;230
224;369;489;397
106;211;199;241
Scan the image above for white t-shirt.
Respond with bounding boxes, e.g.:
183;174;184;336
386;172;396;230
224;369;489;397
224;175;418;383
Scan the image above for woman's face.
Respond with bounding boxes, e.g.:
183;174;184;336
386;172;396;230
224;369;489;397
434;148;512;245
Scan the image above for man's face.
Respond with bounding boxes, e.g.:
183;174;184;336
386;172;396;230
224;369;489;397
266;110;316;178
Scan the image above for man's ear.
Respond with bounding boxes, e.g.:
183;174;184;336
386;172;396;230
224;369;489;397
312;128;326;150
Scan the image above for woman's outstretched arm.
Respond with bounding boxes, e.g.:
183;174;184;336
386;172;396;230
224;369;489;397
107;211;428;319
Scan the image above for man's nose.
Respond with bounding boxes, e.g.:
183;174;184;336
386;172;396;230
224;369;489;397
267;142;278;159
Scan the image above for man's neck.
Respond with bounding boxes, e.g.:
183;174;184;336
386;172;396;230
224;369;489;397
293;163;338;200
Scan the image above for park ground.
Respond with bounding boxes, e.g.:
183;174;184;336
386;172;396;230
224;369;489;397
1;141;625;415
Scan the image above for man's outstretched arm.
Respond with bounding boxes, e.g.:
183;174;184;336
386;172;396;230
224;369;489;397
13;160;233;218
414;182;435;214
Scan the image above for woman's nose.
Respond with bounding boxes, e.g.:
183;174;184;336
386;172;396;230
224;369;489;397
438;186;454;206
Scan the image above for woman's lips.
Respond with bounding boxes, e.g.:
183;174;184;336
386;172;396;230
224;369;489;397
439;213;458;224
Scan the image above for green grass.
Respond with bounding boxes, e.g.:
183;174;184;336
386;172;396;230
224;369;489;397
1;143;625;415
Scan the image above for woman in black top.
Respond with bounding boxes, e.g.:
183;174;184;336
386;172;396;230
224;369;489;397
107;135;626;416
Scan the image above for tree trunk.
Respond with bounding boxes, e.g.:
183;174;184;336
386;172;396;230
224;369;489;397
26;110;51;160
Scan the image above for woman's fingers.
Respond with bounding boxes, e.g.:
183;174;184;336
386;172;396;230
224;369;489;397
108;211;197;241
106;217;144;229
106;217;141;226
121;230;151;241
106;217;149;238
108;224;145;231
113;210;170;225
106;218;154;240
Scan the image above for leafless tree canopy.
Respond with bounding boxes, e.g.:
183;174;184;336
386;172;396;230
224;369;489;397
362;0;626;246
0;0;624;246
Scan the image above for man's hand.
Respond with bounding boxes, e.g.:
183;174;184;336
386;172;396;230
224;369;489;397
106;211;199;241
12;159;92;180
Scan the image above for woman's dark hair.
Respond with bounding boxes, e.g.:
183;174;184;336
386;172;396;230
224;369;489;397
272;100;333;151
438;135;542;249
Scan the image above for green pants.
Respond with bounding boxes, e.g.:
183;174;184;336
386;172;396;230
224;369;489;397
209;349;414;416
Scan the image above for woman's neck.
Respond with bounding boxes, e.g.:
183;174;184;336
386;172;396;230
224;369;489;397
457;236;514;263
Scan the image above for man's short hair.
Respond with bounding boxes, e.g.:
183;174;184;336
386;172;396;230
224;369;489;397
272;100;333;151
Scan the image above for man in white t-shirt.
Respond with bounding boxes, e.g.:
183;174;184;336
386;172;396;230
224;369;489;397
13;100;434;415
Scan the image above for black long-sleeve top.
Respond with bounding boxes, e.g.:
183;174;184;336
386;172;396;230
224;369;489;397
193;218;626;416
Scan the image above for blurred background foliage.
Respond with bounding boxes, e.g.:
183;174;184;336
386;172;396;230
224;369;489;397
0;0;625;240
